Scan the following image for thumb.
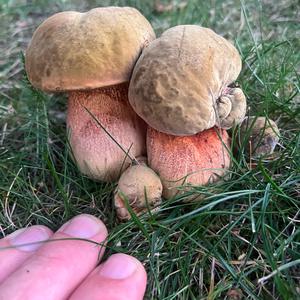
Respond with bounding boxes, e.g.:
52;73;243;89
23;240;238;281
70;254;147;300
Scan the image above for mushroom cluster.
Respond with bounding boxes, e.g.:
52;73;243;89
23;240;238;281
128;25;246;200
25;7;280;221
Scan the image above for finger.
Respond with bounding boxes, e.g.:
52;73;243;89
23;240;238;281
0;214;108;300
70;254;147;300
0;226;53;284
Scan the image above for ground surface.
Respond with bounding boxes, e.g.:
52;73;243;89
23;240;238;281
0;0;299;299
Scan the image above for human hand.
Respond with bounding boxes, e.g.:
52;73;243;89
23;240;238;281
0;214;147;300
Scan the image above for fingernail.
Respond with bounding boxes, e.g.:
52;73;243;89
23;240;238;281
10;226;52;252
59;214;106;238
98;254;138;279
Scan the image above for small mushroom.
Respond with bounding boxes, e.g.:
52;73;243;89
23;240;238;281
25;7;155;181
147;127;231;199
114;164;163;221
129;25;247;136
240;117;280;157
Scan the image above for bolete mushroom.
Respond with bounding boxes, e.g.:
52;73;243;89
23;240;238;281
129;25;246;136
147;127;231;199
114;164;163;220
240;117;280;157
127;25;240;198
25;7;155;181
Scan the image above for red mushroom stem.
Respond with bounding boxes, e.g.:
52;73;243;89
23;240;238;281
67;82;146;182
147;126;231;198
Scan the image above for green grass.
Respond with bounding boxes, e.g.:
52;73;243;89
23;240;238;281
0;0;299;299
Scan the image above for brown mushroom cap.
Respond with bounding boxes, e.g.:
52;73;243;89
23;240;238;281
114;164;163;220
240;117;280;157
25;7;155;92
147;127;231;198
129;25;244;136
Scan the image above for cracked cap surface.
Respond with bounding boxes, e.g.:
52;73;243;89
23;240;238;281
129;25;242;136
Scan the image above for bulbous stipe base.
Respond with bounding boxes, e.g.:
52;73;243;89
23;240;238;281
67;82;146;182
147;127;231;199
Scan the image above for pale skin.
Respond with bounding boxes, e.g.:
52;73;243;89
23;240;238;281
0;214;147;300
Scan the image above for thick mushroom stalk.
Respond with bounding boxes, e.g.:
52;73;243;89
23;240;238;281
216;88;247;129
67;83;146;181
25;7;155;181
240;117;280;157
147;127;231;199
114;164;163;221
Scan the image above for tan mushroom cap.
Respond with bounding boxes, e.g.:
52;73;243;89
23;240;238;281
114;164;163;220
25;7;155;92
240;117;280;157
129;25;243;136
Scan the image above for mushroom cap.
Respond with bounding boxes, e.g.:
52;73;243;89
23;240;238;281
25;7;155;92
114;164;163;220
147;127;231;198
129;25;243;136
240;117;280;157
